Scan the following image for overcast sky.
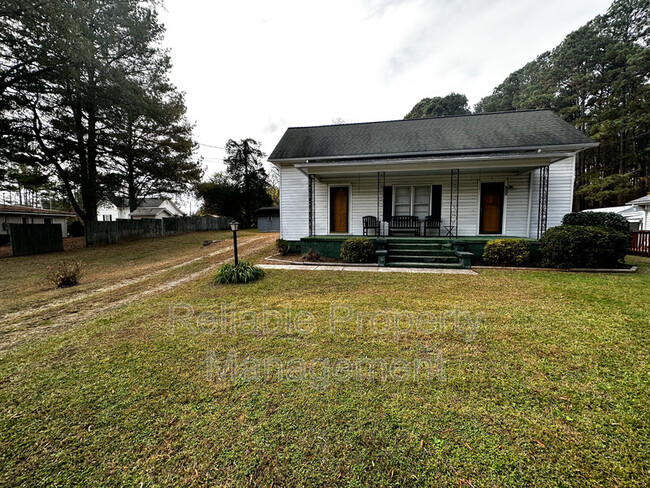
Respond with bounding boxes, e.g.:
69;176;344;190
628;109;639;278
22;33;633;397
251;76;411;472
159;0;613;179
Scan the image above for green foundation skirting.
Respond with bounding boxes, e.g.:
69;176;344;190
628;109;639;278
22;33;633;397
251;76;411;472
294;235;540;262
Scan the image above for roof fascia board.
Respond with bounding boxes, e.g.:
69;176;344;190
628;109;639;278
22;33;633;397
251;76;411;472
294;155;570;176
0;210;75;216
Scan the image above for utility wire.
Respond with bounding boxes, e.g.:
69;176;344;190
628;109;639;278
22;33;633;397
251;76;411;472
197;142;226;150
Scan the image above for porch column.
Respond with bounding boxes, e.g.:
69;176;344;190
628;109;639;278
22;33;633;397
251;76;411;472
376;171;385;236
308;174;315;237
449;169;459;237
536;166;549;239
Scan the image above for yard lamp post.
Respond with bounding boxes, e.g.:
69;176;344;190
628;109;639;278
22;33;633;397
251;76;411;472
230;221;239;266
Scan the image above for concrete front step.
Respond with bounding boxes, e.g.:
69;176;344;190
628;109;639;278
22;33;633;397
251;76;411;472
388;255;459;264
387;242;451;251
386;249;457;257
386;261;465;269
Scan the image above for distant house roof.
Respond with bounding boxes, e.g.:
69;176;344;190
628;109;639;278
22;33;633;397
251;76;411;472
103;196;185;216
258;206;279;216
627;195;650;206
130;207;170;218
583;205;644;222
138;197;166;207
269;110;597;162
0;204;76;217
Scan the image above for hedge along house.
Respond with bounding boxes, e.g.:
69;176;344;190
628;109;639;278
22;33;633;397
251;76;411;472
269;110;597;268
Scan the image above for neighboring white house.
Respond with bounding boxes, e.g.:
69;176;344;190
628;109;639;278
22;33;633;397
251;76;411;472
97;197;185;221
269;110;597;243
626;195;650;230
0;204;76;237
582;205;645;231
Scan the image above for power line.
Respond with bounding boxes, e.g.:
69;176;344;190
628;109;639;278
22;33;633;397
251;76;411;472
197;142;225;150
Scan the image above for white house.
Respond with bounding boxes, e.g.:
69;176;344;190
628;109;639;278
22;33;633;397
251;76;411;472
269;110;597;267
583;205;645;231
0;204;75;238
626;195;650;230
97;197;185;221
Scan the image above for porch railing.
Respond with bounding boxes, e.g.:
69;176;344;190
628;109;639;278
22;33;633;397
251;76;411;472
629;230;650;256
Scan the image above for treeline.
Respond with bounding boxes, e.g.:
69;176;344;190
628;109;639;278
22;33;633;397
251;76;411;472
0;0;202;221
407;0;649;210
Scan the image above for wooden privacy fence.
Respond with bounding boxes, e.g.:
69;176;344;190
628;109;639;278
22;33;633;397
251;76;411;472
9;223;63;256
85;216;230;246
629;230;650;257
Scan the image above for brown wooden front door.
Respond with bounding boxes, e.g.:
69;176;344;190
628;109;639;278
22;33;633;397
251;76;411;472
480;182;504;234
330;187;349;233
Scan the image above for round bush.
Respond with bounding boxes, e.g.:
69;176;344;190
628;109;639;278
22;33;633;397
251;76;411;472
540;225;629;269
562;211;630;235
340;237;375;263
483;239;530;266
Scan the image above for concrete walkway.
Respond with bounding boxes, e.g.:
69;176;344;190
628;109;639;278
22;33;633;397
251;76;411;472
259;264;477;275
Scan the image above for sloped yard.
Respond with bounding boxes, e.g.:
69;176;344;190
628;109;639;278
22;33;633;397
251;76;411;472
0;246;648;487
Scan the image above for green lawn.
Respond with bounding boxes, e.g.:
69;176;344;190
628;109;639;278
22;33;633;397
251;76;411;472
0;247;648;487
0;229;259;315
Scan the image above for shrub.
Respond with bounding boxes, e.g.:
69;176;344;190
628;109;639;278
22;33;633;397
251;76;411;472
275;238;291;255
540;225;629;269
214;260;265;284
483;239;530;266
562;211;630;234
340;237;375;263
302;248;321;262
67;220;85;237
47;260;85;288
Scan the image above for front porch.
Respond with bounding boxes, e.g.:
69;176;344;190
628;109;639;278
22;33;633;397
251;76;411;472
297;235;541;268
300;159;558;242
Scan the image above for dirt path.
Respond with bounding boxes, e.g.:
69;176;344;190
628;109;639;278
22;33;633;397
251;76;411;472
0;233;276;354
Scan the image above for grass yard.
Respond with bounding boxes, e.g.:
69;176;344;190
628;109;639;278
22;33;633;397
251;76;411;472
0;229;260;315
0;240;648;487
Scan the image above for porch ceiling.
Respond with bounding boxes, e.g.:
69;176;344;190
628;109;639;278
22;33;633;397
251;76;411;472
293;152;571;177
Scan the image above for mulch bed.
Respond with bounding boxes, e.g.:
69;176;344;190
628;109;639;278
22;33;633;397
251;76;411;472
269;253;343;264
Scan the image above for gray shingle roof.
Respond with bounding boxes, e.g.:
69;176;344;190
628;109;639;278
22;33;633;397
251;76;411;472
269;110;596;162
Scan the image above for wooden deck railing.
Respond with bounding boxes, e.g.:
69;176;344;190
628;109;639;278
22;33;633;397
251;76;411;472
629;230;650;256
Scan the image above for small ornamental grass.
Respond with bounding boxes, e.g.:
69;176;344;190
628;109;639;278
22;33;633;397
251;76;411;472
47;260;86;288
302;247;321;262
275;238;291;255
483;239;530;266
340;237;375;263
213;260;265;284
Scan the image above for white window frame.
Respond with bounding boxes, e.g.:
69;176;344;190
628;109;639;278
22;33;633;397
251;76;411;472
392;185;432;219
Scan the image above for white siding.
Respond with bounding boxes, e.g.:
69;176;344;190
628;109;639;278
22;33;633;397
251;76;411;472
279;164;309;240
547;156;576;228
0;214;67;236
278;156;577;240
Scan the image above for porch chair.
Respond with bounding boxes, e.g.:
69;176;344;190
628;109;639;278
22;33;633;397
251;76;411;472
362;216;381;236
424;216;441;236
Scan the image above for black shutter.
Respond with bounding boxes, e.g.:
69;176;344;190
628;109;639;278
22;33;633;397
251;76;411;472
431;185;442;221
382;186;392;221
